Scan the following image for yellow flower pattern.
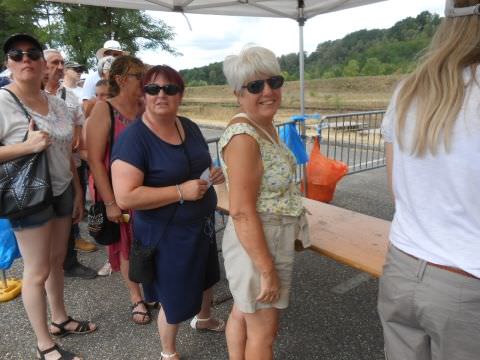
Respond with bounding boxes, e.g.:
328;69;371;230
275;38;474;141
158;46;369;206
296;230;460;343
219;123;304;217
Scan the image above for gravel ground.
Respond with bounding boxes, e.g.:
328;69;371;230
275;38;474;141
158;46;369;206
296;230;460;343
0;158;393;359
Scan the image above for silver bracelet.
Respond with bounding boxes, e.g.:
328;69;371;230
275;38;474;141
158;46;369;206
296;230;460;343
176;184;184;205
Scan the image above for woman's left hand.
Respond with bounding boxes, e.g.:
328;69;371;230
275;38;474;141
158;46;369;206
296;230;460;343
209;167;225;185
72;193;84;224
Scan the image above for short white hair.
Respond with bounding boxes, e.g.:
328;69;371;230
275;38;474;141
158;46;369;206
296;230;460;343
223;45;281;92
43;49;62;61
97;56;115;77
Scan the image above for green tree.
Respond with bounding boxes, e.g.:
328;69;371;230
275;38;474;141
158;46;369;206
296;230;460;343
361;57;385;76
0;0;51;51
343;59;360;77
1;1;177;69
54;4;176;68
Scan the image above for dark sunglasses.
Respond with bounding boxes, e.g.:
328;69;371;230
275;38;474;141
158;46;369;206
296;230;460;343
144;83;181;96
7;48;43;62
242;75;284;94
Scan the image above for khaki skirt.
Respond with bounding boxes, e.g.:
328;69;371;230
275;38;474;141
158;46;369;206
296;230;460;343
222;212;310;314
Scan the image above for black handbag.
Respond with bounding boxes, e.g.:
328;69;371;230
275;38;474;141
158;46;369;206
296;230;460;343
87;102;120;245
128;206;177;284
0;88;53;220
87;200;120;245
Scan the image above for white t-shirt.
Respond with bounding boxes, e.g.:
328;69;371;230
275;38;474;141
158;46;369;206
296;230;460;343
81;71;100;101
0;89;74;196
381;67;480;277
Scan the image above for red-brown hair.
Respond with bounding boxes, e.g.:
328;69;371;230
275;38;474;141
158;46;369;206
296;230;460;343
142;65;185;95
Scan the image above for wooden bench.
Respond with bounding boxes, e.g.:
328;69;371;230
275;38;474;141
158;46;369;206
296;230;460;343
214;184;390;278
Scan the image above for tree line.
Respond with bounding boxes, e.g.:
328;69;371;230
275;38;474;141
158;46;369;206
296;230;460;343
1;2;440;84
180;11;440;86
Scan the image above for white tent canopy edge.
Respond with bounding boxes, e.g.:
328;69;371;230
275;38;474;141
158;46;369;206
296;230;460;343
45;0;386;116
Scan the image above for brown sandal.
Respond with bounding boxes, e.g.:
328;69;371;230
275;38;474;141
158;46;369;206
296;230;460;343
50;316;96;338
37;344;81;360
131;300;151;325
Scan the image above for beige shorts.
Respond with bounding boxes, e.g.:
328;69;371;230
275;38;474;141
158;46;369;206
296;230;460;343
222;212;309;314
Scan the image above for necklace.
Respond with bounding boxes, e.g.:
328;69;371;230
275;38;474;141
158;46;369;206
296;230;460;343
242;113;279;145
143;114;183;144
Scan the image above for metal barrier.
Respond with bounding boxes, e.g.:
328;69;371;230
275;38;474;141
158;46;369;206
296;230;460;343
206;110;386;178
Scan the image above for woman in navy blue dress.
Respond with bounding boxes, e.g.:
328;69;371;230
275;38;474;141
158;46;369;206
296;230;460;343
111;65;225;360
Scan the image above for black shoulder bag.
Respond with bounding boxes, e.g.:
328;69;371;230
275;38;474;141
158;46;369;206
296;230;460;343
0;88;53;220
87;102;120;245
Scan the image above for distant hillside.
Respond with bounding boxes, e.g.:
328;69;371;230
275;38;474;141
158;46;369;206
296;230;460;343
180;11;440;86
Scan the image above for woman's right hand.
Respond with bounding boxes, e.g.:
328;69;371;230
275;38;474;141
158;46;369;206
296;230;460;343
256;269;281;304
106;203;123;223
179;179;209;201
26;121;51;153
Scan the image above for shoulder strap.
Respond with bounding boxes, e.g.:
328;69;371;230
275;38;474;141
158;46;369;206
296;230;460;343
1;88;33;122
106;101;116;155
1;88;34;142
230;112;278;145
60;87;66;101
93;101;116;202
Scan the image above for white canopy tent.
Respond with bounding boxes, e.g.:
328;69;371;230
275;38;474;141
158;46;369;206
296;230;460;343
46;0;386;116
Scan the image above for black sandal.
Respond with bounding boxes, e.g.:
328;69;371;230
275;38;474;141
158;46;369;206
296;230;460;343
131;300;151;325
50;316;96;338
37;344;80;360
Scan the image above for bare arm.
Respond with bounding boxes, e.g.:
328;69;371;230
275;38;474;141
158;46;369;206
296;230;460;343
224;133;279;303
86;101;122;222
385;142;394;199
70;157;84;224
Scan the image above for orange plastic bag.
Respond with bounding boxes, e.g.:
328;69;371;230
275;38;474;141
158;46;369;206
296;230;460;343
302;137;348;203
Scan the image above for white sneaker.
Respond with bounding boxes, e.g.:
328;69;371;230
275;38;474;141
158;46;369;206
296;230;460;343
97;261;112;276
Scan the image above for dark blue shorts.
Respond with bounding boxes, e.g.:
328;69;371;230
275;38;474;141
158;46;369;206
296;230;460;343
9;183;73;231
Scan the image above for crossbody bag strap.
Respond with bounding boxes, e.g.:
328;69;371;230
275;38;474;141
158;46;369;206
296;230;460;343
1;88;34;142
93;101;116;202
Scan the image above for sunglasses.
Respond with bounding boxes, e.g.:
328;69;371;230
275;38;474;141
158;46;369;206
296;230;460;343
7;48;43;62
144;83;181;96
242;75;284;94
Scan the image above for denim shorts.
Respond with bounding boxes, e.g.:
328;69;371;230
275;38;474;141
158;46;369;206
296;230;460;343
9;183;73;231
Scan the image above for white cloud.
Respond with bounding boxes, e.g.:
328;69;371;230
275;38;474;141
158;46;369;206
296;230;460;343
138;0;445;70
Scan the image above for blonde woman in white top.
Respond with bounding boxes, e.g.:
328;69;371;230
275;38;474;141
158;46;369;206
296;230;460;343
378;1;480;359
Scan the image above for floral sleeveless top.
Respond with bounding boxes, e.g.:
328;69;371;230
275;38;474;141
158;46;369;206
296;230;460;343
219;120;303;217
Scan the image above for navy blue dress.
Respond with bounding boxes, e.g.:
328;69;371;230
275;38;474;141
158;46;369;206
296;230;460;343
112;117;220;324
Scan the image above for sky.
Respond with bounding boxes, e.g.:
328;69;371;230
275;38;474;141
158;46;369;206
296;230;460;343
138;0;445;71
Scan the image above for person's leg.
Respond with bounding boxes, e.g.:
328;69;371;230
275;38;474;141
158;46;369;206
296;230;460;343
63;226;78;270
191;287;224;330
157;307;180;359
417;266;480;360
378;246;431;360
119;256;149;324
15;221;55;351
47;215;96;333
243;308;279;360
226;304;247;360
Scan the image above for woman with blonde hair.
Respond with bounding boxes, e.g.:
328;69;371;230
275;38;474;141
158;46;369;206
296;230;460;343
86;55;152;324
219;45;310;359
378;1;480;359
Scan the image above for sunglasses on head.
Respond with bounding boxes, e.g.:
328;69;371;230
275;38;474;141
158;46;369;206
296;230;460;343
7;48;43;62
242;75;284;94
144;83;181;96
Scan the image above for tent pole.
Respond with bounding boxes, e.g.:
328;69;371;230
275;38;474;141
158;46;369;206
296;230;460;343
297;0;308;195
